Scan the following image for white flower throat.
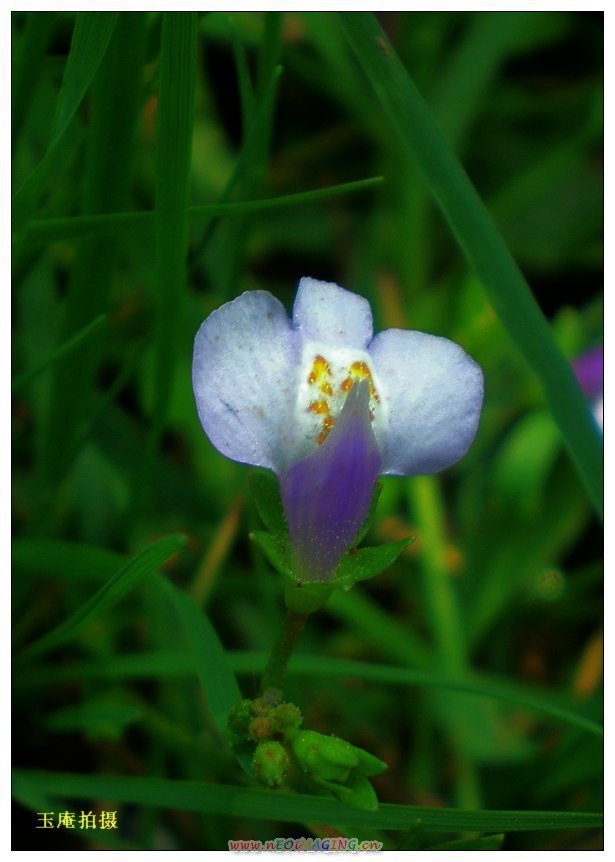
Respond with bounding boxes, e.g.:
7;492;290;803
295;342;387;451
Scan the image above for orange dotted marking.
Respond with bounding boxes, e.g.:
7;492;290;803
308;400;329;415
342;361;380;401
307;355;330;385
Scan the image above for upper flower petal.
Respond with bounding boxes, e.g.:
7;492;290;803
192;290;298;472
369;329;483;475
292;277;373;348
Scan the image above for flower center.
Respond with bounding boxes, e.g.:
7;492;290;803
295;342;386;453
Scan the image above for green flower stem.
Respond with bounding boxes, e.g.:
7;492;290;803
260;610;311;695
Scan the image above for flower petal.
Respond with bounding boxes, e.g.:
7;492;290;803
369;329;483;475
192;290;298;472
280;381;382;582
292;277;373;348
573;345;603;400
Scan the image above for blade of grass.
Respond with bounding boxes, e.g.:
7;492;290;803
157;577;241;733
22;176;385;244
216;14;283;301
17;534;186;661
14;649;601;739
12;12;58;149
12;770;603;832
155;576;253;776
38;12;147;486
12;314;106;393
12;12;119;231
326;587;433;669
407;476;481;806
146;12;197;465
339;12;603;518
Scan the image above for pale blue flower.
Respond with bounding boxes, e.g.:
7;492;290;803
193;278;483;581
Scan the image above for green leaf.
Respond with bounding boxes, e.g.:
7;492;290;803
249;470;287;539
18;534;186;660
13;13;119;230
158;578;241;733
156;576;253;777
12;770;603;832
334;538;412;587
338;12;603;518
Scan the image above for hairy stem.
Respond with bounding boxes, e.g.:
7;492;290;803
260;610;310;695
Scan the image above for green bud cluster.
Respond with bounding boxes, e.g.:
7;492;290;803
226;696;387;805
226;694;303;789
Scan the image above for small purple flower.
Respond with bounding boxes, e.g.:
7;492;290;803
573;345;603;431
193;278;484;581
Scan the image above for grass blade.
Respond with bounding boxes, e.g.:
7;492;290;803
38;12;147;485
12;12;58;149
12;769;603;833
338;12;603;517
157;578;241;733
12;314;106;393
12;12;118;230
22;176;384;244
15;649;601;739
18;535;187;661
148;12;197;455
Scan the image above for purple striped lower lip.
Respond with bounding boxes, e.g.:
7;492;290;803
279;381;382;582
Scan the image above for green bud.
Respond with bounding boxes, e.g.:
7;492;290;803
269;703;302;738
249;716;273;742
252;741;289;788
291;730;359;783
226;699;252;744
250;688;281;717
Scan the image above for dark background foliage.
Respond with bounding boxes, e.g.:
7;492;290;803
12;11;602;851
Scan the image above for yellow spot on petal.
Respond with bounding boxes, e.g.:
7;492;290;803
320;382;333;397
308;400;329;415
308;355;330;385
343;361;380;402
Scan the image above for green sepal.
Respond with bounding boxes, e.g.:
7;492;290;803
321;771;379;811
348;743;388;777
333;537;413;588
249;469;287;540
249;530;333;612
249;529;292;578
